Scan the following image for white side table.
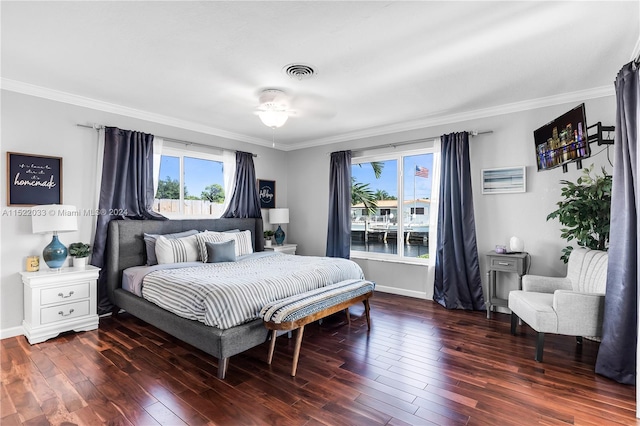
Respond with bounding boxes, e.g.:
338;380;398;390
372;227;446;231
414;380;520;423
264;243;297;255
22;265;100;344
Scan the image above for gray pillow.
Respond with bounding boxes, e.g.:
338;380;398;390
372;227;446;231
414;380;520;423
205;240;236;263
144;229;200;265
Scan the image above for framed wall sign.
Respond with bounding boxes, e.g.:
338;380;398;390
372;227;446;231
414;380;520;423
7;152;63;206
481;166;526;195
258;179;276;209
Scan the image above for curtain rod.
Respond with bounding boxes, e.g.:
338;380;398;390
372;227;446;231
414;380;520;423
349;130;493;154
76;123;257;157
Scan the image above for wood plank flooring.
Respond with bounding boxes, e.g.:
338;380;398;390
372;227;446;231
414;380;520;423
2;292;637;425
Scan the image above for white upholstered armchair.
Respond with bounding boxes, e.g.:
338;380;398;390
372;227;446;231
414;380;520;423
508;247;608;362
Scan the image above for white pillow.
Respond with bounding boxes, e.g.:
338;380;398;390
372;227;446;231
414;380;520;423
155;234;200;264
195;230;253;262
233;230;254;257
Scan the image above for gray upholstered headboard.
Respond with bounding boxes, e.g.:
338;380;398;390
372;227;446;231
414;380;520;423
106;218;264;303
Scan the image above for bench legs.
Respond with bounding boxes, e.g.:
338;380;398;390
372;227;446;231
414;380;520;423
267;330;278;365
291;325;305;376
266;292;373;376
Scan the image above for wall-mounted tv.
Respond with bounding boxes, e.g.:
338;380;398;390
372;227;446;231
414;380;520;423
534;103;590;171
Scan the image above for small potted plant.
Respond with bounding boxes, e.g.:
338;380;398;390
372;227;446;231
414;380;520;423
68;242;91;268
264;230;275;248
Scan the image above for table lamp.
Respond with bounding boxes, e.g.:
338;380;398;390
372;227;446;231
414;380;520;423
269;208;289;246
32;205;78;269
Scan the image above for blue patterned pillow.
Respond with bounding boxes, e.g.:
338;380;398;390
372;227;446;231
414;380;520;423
205;240;236;263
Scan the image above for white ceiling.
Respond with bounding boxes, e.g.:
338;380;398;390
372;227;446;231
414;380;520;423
2;1;639;150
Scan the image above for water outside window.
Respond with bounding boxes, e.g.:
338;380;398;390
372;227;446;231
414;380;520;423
351;153;434;260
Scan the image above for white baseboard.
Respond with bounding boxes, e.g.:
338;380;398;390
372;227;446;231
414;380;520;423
374;285;431;300
0;326;24;340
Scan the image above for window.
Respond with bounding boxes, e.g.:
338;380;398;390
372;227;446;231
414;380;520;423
351;147;439;263
153;147;227;217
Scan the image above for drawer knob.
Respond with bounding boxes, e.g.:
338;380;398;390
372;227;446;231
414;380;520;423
58;291;75;298
58;308;75;317
498;262;511;266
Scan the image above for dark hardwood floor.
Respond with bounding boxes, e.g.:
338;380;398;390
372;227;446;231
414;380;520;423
1;292;637;425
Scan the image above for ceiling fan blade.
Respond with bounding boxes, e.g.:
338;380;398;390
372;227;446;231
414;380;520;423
290;93;337;119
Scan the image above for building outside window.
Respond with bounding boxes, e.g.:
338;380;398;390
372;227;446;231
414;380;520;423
351;148;439;263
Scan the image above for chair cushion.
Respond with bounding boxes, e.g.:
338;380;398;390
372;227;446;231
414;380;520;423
508;290;557;333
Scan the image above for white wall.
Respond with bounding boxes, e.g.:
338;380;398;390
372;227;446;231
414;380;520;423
286;96;616;303
0;90;289;336
1;90;617;336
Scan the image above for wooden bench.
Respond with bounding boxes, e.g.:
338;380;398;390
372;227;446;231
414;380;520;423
260;279;375;376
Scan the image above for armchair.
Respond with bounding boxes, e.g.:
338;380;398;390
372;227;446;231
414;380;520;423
508;248;608;362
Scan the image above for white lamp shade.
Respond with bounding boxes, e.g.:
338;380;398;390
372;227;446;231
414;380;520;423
32;205;78;234
258;110;289;128
269;208;289;224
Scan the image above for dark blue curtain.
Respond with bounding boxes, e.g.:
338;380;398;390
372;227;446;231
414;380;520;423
326;150;352;258
595;61;638;385
91;127;166;314
222;151;262;219
434;132;485;310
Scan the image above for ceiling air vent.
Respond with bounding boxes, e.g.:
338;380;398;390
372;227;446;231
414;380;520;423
282;63;316;81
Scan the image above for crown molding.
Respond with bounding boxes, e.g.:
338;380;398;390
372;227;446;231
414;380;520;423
0;78;272;148
2;78;613;152
282;85;614;151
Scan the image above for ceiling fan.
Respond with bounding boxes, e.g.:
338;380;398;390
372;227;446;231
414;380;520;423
255;89;294;128
255;88;336;129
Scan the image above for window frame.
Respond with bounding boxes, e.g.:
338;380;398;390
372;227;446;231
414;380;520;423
154;146;227;218
350;146;439;265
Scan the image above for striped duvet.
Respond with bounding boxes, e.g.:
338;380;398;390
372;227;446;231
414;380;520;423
141;252;364;329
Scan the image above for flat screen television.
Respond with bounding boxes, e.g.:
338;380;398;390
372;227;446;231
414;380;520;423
534;103;590;171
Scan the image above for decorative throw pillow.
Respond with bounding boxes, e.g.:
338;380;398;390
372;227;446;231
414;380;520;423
144;229;199;265
205;240;236;263
154;234;200;264
195;231;225;262
233;230;254;256
196;230;253;262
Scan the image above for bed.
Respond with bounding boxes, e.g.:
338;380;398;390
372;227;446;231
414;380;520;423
105;218;363;379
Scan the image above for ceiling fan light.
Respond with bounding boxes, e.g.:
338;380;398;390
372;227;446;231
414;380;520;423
258;110;289;128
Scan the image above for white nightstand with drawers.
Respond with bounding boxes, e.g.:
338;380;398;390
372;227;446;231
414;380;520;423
264;243;297;255
22;265;100;344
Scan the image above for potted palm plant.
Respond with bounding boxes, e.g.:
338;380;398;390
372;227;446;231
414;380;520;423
68;242;91;268
546;165;612;263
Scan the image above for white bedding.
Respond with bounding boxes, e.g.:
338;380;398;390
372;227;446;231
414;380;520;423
128;252;364;329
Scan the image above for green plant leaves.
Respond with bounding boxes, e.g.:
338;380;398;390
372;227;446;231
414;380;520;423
546;165;611;262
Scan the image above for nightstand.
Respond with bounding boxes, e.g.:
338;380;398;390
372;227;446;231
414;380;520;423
264;243;297;255
485;251;528;319
22;265;100;344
